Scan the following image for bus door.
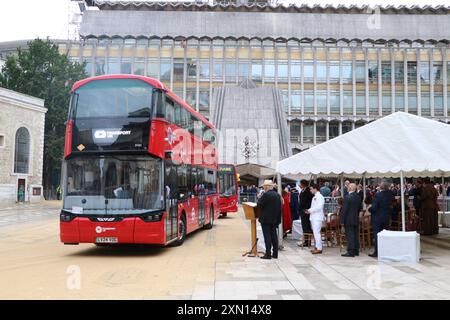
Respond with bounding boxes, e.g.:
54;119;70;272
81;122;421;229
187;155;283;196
191;167;204;227
197;168;206;227
164;162;178;242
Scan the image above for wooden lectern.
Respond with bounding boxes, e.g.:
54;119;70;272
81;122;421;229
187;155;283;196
242;202;264;257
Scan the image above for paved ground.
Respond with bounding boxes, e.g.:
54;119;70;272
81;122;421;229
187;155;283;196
0;202;449;299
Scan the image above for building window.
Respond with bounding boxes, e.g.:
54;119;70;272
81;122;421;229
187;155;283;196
316;122;326;143
317;91;327;114
394;61;404;84
407;62;417;84
186;89;196;109
329;61;339;83
381;61;391;84
133;58;145;76
251;60;262;82
187;59;197;79
356;92;365;114
277;61;288;82
330;92;340;115
408;92;417;114
107;58;120;74
329;122;339;139
291;92;301;112
316;62;327;82
264;60;275;80
199;91;209;112
120;59;132;74
432;62;443;84
199;61;210;80
304;61;313;83
355;121;365;129
342;121;352;134
225;61;236;80
369;92;378;115
213;61;223;81
14;127;30;174
304;91;314;114
435;93;444;116
291;62;301;80
281;90;289;112
290;121;301;141
303;121;313;143
355;61;365;83
95;57;105;76
173;58;184;81
343;91;352;114
395;92;404;112
421;93;430;116
0;135;4;147
420;62;430;84
382;91;391;114
160;59;172;81
146;58;158;78
238;62;249;80
368;61;378;83
342;62;352;84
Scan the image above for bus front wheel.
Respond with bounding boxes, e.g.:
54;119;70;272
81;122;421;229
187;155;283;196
173;214;187;246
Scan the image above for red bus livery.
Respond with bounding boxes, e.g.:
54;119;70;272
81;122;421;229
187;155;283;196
60;75;219;246
218;164;238;216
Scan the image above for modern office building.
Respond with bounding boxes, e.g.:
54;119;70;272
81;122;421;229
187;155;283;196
2;1;449;155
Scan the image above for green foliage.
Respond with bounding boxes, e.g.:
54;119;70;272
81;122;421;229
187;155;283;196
0;38;87;189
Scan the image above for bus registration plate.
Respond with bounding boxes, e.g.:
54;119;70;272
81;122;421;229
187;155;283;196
95;237;118;244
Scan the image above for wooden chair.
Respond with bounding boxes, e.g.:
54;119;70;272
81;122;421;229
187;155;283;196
298;232;315;250
359;214;372;252
325;212;340;247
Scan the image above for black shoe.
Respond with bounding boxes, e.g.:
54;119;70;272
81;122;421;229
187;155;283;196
260;255;272;260
303;241;310;247
368;252;378;258
341;253;355;257
272;254;278;259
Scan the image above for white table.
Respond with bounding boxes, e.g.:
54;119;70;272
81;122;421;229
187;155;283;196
378;230;420;263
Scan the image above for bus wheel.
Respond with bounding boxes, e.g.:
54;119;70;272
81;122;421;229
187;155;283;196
221;212;228;217
204;206;214;229
173;214;186;246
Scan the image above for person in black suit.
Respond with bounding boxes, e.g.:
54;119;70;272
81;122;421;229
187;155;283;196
257;180;282;260
369;182;395;257
341;183;362;257
290;186;300;221
298;180;313;246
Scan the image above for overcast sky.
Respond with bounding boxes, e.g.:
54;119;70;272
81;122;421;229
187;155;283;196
0;0;449;42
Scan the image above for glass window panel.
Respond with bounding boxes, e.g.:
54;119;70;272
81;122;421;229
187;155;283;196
213;61;223;80
316;62;327;81
95;57;105;76
303;122;313;143
120;59;132;74
199;62;210;79
381;61;391;84
317;92;327;113
238;62;249;78
343;91;352;114
369;92;378;114
291;63;301;79
368;61;378;83
173;58;184;81
160;59;171;81
420;62;430;84
225;62;236;78
408;92;417;114
187;59;197;79
342;62;352;83
330;93;340;114
356;93;365;114
107;58;120;74
316;122;326;143
342;122;352;134
329;122;339;139
199;91;209;112
434;94;444;115
133;59;145;76
251;61;262;81
355;62;365;83
304;62;313;82
329;62;339;82
290;122;301;139
407;62;417;84
395;92;404;111
14;127;30;174
433;62;443;84
394;61;404;84
264;60;275;78
291;93;301;111
277;63;288;81
421;93;430;116
382;91;391;113
304;92;314;113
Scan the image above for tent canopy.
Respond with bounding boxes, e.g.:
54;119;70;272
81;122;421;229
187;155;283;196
277;112;450;178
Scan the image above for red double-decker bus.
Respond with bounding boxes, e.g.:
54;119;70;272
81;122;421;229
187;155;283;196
60;75;219;246
218;164;238;216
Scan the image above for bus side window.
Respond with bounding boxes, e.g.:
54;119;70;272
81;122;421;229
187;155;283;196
165;96;175;123
152;90;165;118
174;103;182;127
177;165;188;201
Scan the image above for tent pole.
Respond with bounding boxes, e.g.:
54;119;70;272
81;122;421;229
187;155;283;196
363;173;366;208
277;172;284;250
340;174;344;197
400;170;406;232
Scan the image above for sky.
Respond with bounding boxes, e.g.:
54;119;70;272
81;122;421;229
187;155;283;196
0;0;449;42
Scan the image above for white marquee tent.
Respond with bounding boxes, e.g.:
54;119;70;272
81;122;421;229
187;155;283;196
276;112;450;232
277;112;450;178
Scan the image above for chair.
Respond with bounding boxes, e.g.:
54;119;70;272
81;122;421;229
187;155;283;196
359;214;372;252
325;212;340;247
298;232;315;249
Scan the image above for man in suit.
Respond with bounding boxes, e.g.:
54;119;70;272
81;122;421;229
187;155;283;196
290;186;300;221
298;179;314;246
369;181;394;257
341;183;362;257
257;180;282;260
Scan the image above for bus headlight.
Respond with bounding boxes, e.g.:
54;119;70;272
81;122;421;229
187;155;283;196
60;211;75;222
141;213;163;222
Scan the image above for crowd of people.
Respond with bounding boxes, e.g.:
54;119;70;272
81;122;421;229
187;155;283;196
253;178;446;259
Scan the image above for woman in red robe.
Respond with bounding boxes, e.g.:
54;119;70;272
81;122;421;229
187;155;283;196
282;189;292;235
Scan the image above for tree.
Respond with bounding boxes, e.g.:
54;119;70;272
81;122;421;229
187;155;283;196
0;38;87;195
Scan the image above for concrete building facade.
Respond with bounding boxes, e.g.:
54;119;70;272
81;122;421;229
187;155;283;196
4;1;449;155
0;87;46;203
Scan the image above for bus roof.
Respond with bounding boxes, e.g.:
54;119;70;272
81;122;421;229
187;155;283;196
71;74;216;132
